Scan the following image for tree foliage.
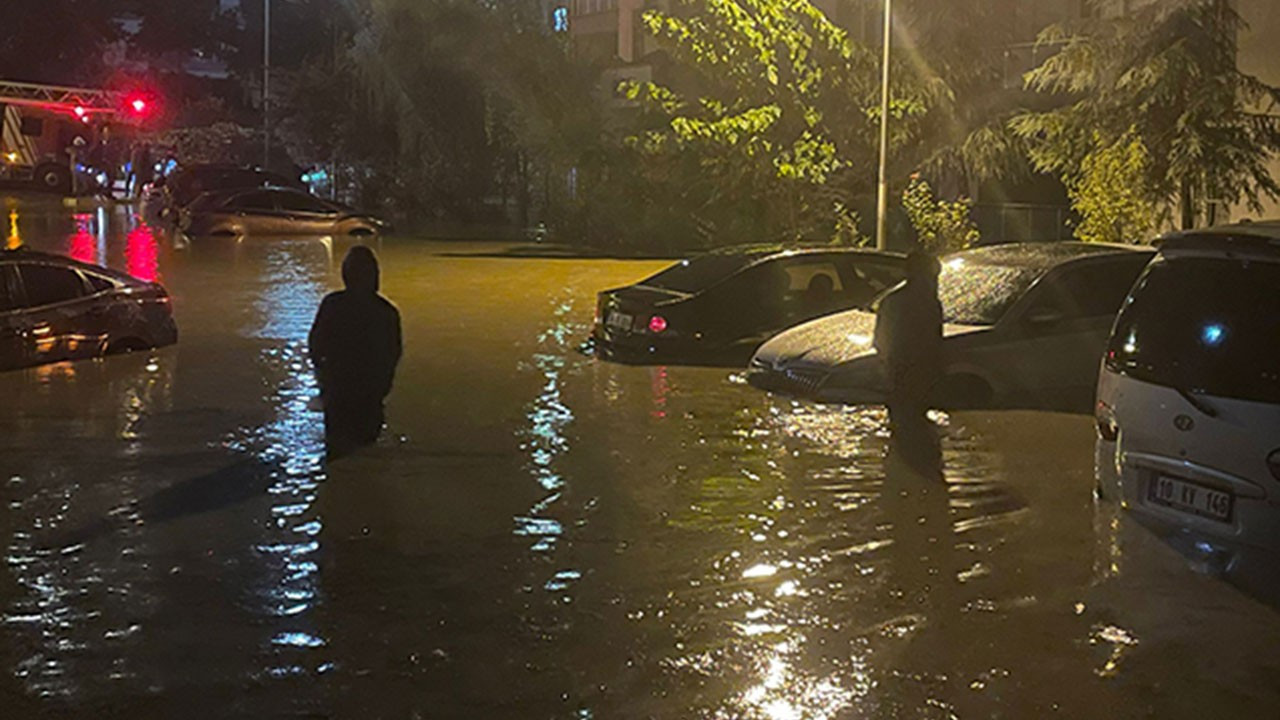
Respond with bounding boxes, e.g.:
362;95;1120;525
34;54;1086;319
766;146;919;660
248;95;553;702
1012;0;1280;230
621;0;940;246
900;175;978;252
1063;129;1157;244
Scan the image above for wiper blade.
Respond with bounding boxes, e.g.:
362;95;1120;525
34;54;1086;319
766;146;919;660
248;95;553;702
1175;386;1219;418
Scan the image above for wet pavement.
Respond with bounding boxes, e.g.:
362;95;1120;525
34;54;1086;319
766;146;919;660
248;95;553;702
4;193;1280;718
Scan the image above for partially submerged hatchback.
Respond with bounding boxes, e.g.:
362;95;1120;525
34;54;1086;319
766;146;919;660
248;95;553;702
748;242;1154;409
591;246;906;366
1096;222;1280;550
0;248;177;371
179;187;386;237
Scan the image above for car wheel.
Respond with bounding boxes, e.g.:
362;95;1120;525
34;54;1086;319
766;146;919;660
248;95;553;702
936;374;992;409
36;164;71;193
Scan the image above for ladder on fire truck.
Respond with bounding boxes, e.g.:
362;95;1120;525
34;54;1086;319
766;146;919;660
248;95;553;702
0;79;128;116
0;79;143;179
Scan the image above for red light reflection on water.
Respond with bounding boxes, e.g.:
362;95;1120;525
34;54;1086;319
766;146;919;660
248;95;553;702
650;365;670;420
67;213;95;264
126;220;159;282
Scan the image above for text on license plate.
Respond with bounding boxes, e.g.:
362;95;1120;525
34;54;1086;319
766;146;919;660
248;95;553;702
1148;474;1233;522
606;311;633;330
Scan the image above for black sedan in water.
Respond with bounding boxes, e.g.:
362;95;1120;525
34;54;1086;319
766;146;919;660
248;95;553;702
157;163;305;217
0;248;177;371
592;246;906;365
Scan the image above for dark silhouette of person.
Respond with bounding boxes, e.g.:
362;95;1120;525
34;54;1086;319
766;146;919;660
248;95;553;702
309;246;402;456
874;251;943;423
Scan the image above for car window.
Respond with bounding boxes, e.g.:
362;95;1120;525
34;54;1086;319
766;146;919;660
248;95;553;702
18;264;86;308
782;261;843;292
234;191;279;212
1028;256;1150;318
937;258;1042;325
640;254;759;294
276;192;334;214
1106;257;1280;404
84;272;115;293
0;266;18;312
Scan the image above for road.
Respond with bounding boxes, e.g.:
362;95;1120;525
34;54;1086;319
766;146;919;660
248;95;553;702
3;193;1280;718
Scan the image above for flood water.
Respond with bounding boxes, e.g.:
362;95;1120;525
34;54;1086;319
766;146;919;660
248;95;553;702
4;194;1280;718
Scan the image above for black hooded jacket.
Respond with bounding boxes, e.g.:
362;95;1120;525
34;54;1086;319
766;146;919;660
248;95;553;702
308;248;402;405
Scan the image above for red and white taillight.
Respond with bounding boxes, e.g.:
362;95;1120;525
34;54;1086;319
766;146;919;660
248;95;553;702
648;315;668;334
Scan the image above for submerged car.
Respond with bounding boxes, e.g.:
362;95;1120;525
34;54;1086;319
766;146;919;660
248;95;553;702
179;187;386;237
1096;222;1280;549
0;248;177;371
592;246;906;365
748;242;1154;409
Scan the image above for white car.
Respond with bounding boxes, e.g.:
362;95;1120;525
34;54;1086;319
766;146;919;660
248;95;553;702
1096;222;1280;550
747;242;1154;409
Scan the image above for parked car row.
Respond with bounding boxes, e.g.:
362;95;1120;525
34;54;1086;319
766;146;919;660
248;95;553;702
591;222;1280;561
150;163;386;237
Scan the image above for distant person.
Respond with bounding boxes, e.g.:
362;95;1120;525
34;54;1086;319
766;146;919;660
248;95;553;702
127;142;153;199
308;246;402;456
874;251;943;422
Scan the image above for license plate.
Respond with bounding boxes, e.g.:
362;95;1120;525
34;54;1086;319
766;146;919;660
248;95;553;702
606;311;633;331
1147;474;1233;522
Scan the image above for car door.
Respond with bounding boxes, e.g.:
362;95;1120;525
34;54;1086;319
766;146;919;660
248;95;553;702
996;255;1152;401
233;190;285;234
13;261;95;366
0;263;28;370
276;191;339;234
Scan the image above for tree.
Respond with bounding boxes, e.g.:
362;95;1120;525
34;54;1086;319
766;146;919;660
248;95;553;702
0;0;115;84
621;0;943;246
1063;129;1157;243
1012;0;1280;231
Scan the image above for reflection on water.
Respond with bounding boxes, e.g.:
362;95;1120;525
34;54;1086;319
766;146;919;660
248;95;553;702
223;240;332;686
6;206;19;249
5;195;1280;717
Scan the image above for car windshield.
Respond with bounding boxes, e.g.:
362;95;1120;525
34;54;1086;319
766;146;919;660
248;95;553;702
639;254;760;294
1105;257;1280;404
937;258;1042;325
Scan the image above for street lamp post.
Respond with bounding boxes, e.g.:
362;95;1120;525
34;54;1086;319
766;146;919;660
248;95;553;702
875;0;892;250
263;0;271;169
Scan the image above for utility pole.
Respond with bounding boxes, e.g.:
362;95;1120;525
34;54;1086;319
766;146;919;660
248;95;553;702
875;0;892;250
263;0;271;169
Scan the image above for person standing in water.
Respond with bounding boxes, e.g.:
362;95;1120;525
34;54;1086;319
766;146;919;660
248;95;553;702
309;245;402;455
874;251;943;423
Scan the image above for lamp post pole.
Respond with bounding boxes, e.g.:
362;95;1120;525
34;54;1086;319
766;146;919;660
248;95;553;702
263;0;271;169
875;0;892;250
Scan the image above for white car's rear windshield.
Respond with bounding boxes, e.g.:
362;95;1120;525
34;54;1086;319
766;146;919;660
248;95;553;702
1106;257;1280;404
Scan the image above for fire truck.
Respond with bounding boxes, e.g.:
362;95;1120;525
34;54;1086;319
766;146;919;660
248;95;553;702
0;79;153;194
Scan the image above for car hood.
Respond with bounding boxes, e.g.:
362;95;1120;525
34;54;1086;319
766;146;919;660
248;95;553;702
752;309;988;368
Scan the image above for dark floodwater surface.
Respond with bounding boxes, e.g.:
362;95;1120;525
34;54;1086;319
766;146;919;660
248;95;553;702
4;195;1280;719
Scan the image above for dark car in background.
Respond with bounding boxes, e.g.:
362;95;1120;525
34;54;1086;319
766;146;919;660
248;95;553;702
0;248;177;371
178;187;387;237
591;246;906;366
156;164;305;218
748;242;1154;410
